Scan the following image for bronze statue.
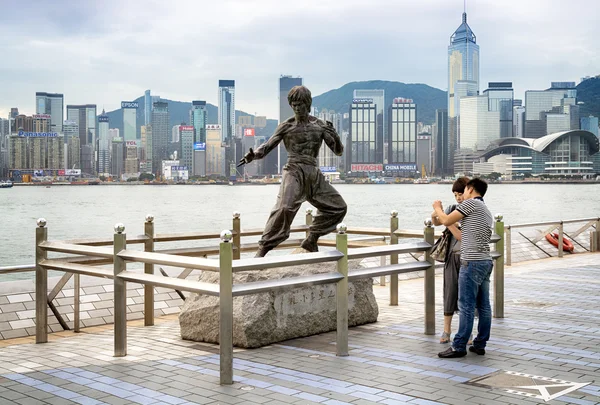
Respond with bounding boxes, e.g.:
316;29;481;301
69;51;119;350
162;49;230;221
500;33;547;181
238;85;347;257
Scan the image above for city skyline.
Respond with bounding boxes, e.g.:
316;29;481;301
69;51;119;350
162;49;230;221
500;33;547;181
1;0;598;120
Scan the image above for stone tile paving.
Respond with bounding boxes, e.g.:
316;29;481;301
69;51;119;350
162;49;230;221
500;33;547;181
0;254;599;404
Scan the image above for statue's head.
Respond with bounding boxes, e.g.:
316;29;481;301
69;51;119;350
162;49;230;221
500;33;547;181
287;86;312;114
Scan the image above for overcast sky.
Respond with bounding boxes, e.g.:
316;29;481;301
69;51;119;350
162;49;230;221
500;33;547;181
1;0;598;121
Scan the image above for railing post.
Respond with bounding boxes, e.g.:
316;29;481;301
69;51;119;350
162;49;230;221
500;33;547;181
592;217;600;252
596;218;600;251
219;230;234;385
336;223;349;357
144;214;155;326
424;219;435;335
232;211;241;260
305;208;313;239
113;223;127;357
494;214;505;319
389;210;399;306
558;221;564;258
35;218;48;344
74;274;80;333
505;225;512;266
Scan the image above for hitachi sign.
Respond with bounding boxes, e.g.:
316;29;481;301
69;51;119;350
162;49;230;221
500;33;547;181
121;102;139;109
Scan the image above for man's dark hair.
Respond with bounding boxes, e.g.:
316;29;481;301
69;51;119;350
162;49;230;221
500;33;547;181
288;86;312;108
466;178;488;197
452;176;469;193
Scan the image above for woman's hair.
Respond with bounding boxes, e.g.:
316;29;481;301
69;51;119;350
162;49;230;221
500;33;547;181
452;176;469;193
287;86;312;108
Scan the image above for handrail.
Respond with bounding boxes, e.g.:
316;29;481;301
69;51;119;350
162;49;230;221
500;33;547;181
232;250;344;272
40;260;114;278
348;262;431;281
232;272;344;296
117;271;219;296
0;264;36;274
395;229;444;238
117;249;220;271
347;242;431;260
64;235;149;246
240;225;308;237
39;242;114;258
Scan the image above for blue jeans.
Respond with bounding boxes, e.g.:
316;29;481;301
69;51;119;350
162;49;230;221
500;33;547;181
452;259;494;352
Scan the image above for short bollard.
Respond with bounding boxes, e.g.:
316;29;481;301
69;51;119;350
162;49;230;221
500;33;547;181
232;212;241;260
505;225;512;266
424;219;435;335
74;273;80;332
336;223;349;357
558;221;564;258
113;223;127;357
494;214;505;319
390;210;399;306
219;230;234;385
35;218;48;344
144;214;155;326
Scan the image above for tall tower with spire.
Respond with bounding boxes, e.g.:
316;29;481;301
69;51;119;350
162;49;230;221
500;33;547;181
447;4;479;173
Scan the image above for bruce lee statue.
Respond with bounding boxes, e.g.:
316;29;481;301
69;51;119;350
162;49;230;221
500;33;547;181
238;85;347;257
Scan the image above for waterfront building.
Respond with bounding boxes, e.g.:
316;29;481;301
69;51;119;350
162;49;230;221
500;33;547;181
111;137;124;178
36;92;64;133
190;101;208;143
525;82;577;138
66;104;97;174
8;133;63;171
218;80;235;143
206;124;225;176
122;101;138;143
144;90;152;125
140;125;152;173
124;141;139;176
151;102;169;174
179;125;194;171
98;112;110;175
417;133;432;177
580;116;599;138
348;99;381;175
448;7;479;173
434;109;449;175
386;98;417;176
480;130;600;176
513;105;526;138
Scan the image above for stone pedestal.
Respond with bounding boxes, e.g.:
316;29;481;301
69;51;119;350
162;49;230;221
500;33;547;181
179;258;379;348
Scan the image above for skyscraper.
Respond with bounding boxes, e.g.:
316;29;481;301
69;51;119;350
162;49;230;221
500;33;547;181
36;92;64;133
190;101;208;143
218;80;235;142
448;7;479;171
387;98;417;175
348;99;380;173
353;89;385;146
121;101;138;142
98;111;110;175
581;116;599;138
435;109;449;175
524;82;577;138
151;101;169;174
144;90;152;126
278;75;303;173
66;104;97;174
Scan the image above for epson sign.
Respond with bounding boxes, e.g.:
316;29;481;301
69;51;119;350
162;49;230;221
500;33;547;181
121;102;139;109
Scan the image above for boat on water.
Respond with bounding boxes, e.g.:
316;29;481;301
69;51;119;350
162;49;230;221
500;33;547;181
0;181;13;188
413;178;431;184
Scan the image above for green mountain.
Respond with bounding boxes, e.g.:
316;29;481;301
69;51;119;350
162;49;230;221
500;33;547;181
576;76;600;119
312;80;447;124
102;96;278;139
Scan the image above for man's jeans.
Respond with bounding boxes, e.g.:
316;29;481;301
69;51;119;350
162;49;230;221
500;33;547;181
452;259;494;352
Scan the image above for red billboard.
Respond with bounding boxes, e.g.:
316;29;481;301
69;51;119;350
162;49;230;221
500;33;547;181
351;164;383;172
244;128;255;137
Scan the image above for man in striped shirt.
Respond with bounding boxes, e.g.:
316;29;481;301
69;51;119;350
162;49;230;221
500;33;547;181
432;178;494;358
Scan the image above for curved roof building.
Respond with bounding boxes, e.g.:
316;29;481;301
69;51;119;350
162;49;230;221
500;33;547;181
481;130;600;176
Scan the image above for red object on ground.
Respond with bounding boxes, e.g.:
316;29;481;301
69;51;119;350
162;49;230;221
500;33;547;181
545;232;575;253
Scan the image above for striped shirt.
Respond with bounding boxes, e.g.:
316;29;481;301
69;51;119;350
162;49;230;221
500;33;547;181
456;197;493;261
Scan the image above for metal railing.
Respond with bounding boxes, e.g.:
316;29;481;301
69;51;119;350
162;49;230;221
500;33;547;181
30;213;505;385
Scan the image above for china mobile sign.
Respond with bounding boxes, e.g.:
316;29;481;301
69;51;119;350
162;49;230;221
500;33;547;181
384;164;417;171
351;164;383;172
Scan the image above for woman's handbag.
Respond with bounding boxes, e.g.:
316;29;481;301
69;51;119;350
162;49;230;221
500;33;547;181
430;229;450;263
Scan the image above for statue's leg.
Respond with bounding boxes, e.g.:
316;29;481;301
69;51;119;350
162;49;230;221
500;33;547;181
302;172;347;252
256;168;305;257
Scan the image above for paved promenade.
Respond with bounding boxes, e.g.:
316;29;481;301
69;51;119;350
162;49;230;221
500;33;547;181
0;254;599;405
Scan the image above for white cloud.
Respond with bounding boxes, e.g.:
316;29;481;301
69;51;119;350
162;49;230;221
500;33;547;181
0;0;598;120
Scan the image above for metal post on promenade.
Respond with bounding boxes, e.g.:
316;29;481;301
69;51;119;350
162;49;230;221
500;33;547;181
592;217;600;252
558;221;564;258
305;208;313;239
74;274;80;332
336;223;349;357
219;230;234;385
390;210;399;306
113;223;127;357
505;225;512;266
424;219;435;335
35;218;48;344
494;215;505;319
144;215;155;326
232;212;241;260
